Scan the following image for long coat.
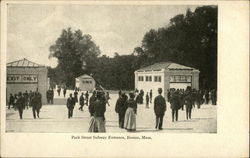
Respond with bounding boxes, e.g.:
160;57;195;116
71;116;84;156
67;97;76;109
115;97;127;115
16;96;25;109
79;95;85;106
170;93;181;110
154;95;166;116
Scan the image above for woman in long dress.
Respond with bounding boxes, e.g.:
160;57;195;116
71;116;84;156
88;91;106;133
124;93;137;132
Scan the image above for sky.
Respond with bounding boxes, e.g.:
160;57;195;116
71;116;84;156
7;4;198;67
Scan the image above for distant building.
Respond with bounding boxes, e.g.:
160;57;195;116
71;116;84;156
75;74;96;92
134;62;199;99
6;58;49;104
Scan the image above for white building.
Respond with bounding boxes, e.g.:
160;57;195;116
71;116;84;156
134;62;200;99
7;58;48;104
75;74;96;92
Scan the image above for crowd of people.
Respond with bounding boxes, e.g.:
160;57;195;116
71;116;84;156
8;90;42;119
7;86;216;133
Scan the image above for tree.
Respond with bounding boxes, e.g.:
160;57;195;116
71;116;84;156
49;28;100;88
137;6;217;89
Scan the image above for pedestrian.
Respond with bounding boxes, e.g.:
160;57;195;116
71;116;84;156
205;90;209;104
8;93;14;109
170;90;181;122
79;93;85;111
88;91;96;116
88;91;106;133
115;93;127;128
23;90;29;109
184;90;193;120
63;88;67;98
85;91;89;106
67;94;76;118
196;90;203;109
149;89;153;103
167;89;171;102
46;89;50;104
30;92;42;119
146;92;149;108
105;92;110;106
74;90;78;104
51;88;54;104
16;92;25;119
124;92;137;132
154;88;166;130
57;87;61;96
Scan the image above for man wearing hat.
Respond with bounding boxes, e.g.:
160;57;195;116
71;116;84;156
154;88;166;130
67;93;76;118
16;92;25;119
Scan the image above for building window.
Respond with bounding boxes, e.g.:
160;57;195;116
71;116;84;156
154;76;161;82
89;81;92;84
138;76;144;81
149;76;152;82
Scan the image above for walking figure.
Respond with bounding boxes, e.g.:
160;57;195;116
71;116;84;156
154;88;166;130
67;94;76;118
146;92;149;108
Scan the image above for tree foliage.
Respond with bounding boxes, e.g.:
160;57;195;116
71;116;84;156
49;28;100;88
48;6;217;90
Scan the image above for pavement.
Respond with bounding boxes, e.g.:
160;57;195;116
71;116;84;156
6;91;217;133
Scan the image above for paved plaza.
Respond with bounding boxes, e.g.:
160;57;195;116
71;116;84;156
6;91;217;133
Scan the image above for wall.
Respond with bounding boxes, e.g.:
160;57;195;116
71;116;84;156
77;78;96;92
134;70;165;99
6;67;48;104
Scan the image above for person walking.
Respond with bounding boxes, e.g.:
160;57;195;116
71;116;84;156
149;89;153;103
79;93;85;111
57;87;61;96
85;91;89;106
16;92;25;119
8;93;14;109
88;91;96;116
88;91;106;133
30;92;42;119
74;90;78;105
154;88;166;130
124;93;137;132
63;88;67;98
115;93;127;128
105;92;110;106
67;94;76;118
23;90;29;109
146;92;150;108
170;91;181;122
184;90;193;120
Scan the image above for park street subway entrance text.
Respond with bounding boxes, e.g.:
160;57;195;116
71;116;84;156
71;135;152;140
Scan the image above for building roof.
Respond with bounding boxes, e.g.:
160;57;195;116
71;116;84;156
76;74;94;80
7;58;45;68
136;62;197;72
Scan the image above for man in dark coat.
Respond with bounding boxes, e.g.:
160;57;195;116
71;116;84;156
16;92;25;119
74;90;78;104
149;90;153;103
23;90;29;109
79;93;85;111
67;94;76;118
63;88;67;98
184;91;193;120
31;92;42;119
115;93;127;128
85;91;89;106
154;88;166;130
88;91;96;116
170;91;181;122
46;89;50;104
8;93;14;109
